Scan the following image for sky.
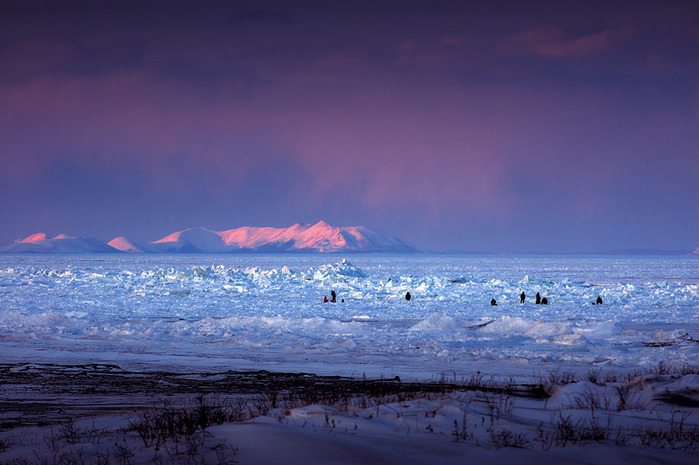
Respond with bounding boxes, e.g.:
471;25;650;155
1;0;697;253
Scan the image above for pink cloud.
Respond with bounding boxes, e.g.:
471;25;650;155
0;68;258;192
499;25;634;58
251;77;557;218
537;27;634;58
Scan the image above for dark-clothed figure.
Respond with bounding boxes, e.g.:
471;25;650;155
535;292;541;304
520;292;526;303
491;298;497;306
405;292;411;301
330;290;337;303
596;296;603;305
541;297;548;305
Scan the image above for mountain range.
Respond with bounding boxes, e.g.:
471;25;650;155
0;221;418;254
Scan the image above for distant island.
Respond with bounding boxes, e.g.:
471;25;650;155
0;221;418;254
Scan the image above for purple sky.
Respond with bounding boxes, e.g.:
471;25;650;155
1;0;697;253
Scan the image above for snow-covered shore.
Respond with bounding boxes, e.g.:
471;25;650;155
0;364;697;464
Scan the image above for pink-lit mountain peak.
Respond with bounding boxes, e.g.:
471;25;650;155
146;221;416;253
6;233;119;253
108;236;148;253
2;222;418;253
20;233;49;243
18;233;80;243
151;227;227;253
217;222;352;251
20;233;81;244
153;227;218;243
295;221;354;252
219;224;306;248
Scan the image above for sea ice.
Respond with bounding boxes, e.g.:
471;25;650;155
0;254;696;381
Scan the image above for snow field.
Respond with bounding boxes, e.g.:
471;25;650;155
0;255;697;379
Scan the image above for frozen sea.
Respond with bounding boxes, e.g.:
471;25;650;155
1;254;697;381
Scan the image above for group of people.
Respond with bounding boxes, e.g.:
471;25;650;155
491;292;603;306
524;291;548;305
493;292;545;306
324;290;412;303
325;290;603;306
323;290;345;303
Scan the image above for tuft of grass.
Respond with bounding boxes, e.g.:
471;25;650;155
128;395;247;448
615;384;649;411
489;429;531;449
547;414;608;447
639;410;699;454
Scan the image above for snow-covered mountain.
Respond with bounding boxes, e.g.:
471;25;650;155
288;221;412;253
142;221;417;253
150;228;229;253
1;233;120;253
107;236;154;253
2;222;418;254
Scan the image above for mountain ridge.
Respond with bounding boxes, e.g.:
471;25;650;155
1;222;418;254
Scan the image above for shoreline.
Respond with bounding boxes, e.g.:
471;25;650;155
0;363;546;429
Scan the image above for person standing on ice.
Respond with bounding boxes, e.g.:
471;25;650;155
330;290;337;303
520;292;526;303
596;296;603;305
535;292;541;304
405;291;411;301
